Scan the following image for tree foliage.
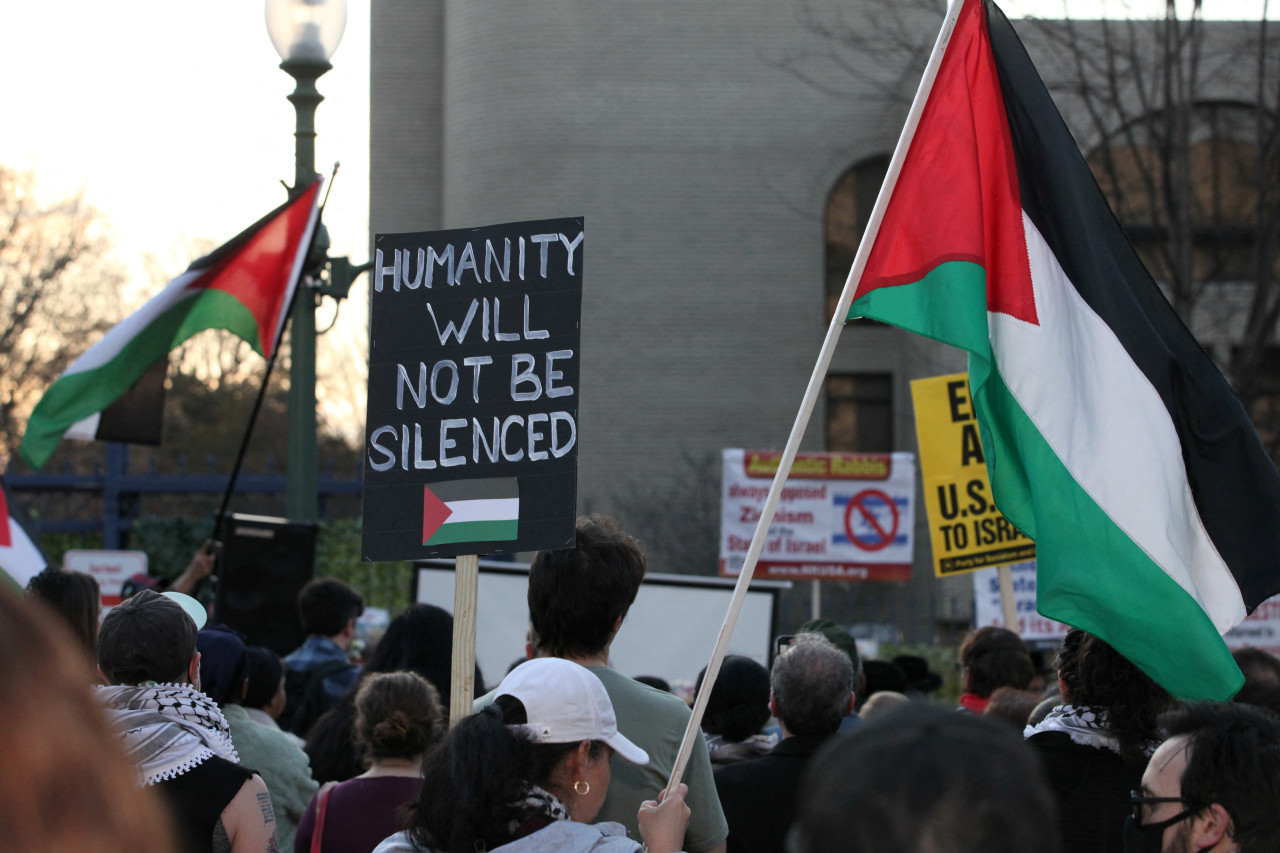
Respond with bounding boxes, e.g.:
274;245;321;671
2;181;364;482
0;166;125;460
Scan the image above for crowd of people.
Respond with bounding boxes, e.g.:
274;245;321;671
9;513;1280;853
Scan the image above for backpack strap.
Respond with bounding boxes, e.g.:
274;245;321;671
311;781;339;853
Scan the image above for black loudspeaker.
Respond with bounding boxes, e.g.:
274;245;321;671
214;513;318;656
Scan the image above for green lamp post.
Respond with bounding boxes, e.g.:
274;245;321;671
264;0;357;523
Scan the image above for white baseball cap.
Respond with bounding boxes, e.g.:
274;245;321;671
495;658;649;765
162;591;208;630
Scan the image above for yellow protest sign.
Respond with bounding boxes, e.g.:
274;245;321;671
910;373;1035;576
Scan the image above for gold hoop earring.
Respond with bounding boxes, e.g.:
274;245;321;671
574;780;590;796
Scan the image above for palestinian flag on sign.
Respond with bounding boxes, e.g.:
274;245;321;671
423;478;520;547
19;180;323;469
0;478;47;590
848;0;1280;700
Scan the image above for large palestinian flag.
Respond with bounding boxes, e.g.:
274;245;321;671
20;180;323;469
849;0;1280;700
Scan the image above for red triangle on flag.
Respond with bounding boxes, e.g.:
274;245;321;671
855;0;1037;325
422;486;454;545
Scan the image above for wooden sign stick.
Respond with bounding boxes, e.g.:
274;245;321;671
449;554;480;725
663;0;965;797
997;563;1019;630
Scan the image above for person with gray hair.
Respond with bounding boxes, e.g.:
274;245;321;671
714;635;855;853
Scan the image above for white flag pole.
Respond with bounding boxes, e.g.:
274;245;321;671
662;0;970;797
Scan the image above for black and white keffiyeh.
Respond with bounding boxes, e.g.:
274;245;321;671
1024;703;1159;757
97;683;239;786
507;784;571;834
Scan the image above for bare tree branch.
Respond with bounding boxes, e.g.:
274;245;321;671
0;166;125;462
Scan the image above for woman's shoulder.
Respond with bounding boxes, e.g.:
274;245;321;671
495;821;641;853
372;830;420;853
371;823;642;853
329;774;421;808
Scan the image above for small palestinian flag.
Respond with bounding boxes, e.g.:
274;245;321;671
423;478;520;547
19;180;323;469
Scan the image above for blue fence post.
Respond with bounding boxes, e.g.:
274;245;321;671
103;443;129;549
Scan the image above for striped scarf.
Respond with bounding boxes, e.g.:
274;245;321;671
98;683;239;786
1024;703;1158;758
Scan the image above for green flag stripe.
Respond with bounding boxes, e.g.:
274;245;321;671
20;290;262;468
976;356;1240;701
850;261;990;354
425;519;520;546
855;260;1241;700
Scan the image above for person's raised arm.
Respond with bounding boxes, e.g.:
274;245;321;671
638;783;691;853
170;540;217;595
221;774;279;853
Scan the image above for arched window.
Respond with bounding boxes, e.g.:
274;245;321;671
825;154;889;319
824;155;894;453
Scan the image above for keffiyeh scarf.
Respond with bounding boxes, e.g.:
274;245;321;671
1024;703;1157;757
507;785;571;836
97;683;239;786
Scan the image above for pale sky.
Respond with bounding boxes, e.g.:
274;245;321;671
1;1;1268;299
0;0;371;434
0;0;1271;409
1;1;370;282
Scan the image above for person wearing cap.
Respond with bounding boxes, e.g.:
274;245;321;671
96;588;277;853
374;658;690;853
890;654;943;698
480;515;728;853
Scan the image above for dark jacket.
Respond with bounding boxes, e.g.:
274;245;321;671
714;733;836;853
1028;730;1146;853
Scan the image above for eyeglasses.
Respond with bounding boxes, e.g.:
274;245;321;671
1129;791;1203;828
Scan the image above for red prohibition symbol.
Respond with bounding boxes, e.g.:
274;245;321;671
843;489;899;551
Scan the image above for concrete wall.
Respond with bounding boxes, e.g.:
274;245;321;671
368;2;1273;635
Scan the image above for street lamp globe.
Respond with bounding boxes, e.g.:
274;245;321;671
265;0;348;63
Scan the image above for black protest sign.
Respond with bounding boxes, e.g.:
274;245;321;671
361;218;582;561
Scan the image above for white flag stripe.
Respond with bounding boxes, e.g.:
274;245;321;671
63;274;203;377
444;498;520;524
64;412;101;441
990;214;1244;631
0;516;47;587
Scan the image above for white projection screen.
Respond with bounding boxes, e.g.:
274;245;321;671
415;559;789;690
